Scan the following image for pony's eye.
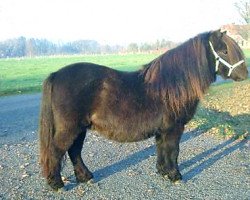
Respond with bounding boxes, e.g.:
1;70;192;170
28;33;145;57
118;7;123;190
223;50;228;54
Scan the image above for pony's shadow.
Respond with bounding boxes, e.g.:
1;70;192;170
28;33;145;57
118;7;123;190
180;107;249;181
92;127;206;183
180;137;247;181
65;108;249;190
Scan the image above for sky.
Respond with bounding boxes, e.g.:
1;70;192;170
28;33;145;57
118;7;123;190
0;0;242;44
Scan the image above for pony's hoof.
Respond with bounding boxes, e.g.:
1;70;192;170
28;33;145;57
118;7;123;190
76;172;93;183
48;179;64;191
163;171;182;183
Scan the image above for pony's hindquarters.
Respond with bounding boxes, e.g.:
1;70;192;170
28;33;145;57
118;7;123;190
39;70;94;190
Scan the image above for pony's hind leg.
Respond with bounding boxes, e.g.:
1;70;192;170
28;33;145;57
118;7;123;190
155;124;184;182
68;129;93;183
47;126;82;190
46;145;65;190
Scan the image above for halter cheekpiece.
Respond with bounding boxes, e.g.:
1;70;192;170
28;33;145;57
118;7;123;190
209;41;244;76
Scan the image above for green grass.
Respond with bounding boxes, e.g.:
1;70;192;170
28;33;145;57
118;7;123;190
192;106;249;139
244;49;250;62
0;50;249;96
244;49;250;69
0;54;158;96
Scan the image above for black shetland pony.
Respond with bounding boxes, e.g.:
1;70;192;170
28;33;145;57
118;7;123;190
39;30;248;190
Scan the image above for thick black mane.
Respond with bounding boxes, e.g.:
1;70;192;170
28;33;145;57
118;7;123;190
141;32;216;115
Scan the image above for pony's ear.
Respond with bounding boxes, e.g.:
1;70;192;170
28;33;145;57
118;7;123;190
210;29;225;42
221;30;227;35
214;29;224;38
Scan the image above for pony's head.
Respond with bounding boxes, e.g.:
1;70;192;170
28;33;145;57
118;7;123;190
209;30;248;81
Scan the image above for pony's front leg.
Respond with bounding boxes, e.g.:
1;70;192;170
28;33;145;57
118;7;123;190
155;124;184;182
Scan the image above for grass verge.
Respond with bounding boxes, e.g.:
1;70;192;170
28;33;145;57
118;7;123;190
188;79;250;139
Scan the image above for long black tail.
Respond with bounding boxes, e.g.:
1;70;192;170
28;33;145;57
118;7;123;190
39;73;56;178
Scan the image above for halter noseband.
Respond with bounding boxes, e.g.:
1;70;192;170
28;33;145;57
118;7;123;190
209;42;244;76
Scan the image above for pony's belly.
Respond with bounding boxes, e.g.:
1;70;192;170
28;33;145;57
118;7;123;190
90;124;153;143
91;115;155;142
90;106;161;142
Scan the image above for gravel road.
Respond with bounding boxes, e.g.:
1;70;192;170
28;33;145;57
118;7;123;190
0;94;249;200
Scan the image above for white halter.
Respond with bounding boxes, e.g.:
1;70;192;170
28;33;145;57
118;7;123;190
209;42;245;76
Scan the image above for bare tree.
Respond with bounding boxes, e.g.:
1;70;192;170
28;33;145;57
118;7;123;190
235;0;250;24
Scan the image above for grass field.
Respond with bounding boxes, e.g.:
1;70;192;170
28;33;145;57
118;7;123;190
244;49;250;64
0;50;249;96
0;54;158;96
